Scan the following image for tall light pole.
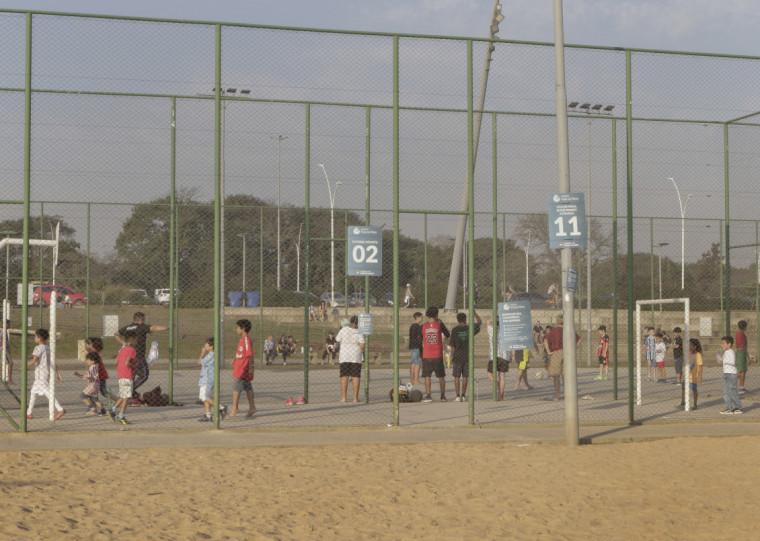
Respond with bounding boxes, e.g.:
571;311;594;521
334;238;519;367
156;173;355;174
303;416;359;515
657;242;669;312
445;0;504;312
524;230;531;292
318;164;341;307
568;101;614;366
295;223;303;292
238;234;247;306
668;177;692;289
271;135;288;291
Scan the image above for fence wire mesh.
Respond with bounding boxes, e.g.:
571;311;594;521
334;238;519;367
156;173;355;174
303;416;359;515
2;10;760;432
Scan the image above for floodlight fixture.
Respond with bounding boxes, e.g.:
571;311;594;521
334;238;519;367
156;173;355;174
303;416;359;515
603;105;615;113
568;101;579;108
579;103;591;110
490;23;500;34
495;3;502;14
494;13;505;24
591;104;603;112
226;87;237;94
489;45;496;53
240;89;251;95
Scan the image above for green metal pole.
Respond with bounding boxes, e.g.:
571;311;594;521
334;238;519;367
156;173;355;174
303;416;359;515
364;105;371;404
86;202;90;337
611;118;618;400
38;204;43;325
260;208;265;370
344;210;349;320
212;25;222;430
304;103;311;402
625;49;635;425
20;12;32;433
168;96;176;402
724;123;731;335
424;214;428;309
719;219;724;334
392;36;400;426
466;40;475;425
502;214;506;297
491;112;498;401
756;221;759;356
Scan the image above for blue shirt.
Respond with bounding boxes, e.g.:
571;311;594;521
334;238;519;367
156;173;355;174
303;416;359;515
198;352;214;387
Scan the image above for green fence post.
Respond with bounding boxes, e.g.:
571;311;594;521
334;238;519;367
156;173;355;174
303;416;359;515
491;112;498;401
304;103;311;403
423;214;428;309
611;118;618;400
86;202;91;337
724;123;731;335
212;24;222;430
466;39;475;425
259;208;265;370
168;96;176;402
392;35;400;426
650;217;654;327
625;49;635;425
364;105;371;404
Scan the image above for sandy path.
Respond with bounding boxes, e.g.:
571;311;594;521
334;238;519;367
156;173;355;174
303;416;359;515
1;435;757;539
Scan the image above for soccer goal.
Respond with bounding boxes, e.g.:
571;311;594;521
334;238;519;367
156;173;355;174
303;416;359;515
635;298;691;410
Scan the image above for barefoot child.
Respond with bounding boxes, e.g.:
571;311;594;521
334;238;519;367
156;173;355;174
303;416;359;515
74;352;103;415
198;337;226;422
229;319;256;418
26;328;65;420
108;329;137;425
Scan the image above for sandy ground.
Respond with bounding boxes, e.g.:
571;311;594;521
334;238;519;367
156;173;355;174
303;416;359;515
1;435;758;540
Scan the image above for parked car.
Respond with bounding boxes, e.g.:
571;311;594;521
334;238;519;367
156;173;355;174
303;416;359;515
320;291;346;307
380;293;394;307
32;285;87;307
122;289;149;305
288;290;320;307
154;288;179;305
507;291;553;309
348;292;377;307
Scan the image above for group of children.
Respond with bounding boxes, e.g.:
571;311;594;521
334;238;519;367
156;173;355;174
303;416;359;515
263;333;297;366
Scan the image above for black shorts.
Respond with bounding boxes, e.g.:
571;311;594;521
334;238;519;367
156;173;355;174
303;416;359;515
339;363;362;378
452;360;469;378
487;358;510;373
422;358;445;378
598;356;608;366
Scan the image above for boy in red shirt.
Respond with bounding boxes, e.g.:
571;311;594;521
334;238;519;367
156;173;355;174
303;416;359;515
421;306;450;402
229;319;256;418
108;330;137;425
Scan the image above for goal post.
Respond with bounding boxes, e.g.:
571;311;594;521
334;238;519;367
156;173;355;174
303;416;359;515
635;298;691;410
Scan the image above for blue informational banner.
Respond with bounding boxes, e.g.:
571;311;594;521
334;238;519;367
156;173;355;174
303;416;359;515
498;301;533;351
357;313;373;335
347;226;383;276
566;268;578;294
548;193;587;249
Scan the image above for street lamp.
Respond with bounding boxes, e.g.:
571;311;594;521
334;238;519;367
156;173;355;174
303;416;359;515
668;177;692;289
318;164;341;307
238;234;247;307
271;135;288;291
524;230;531;292
569;100;614;365
657;242;669;312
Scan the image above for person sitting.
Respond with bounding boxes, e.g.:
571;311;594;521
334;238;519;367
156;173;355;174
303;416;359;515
276;334;288;365
317;301;328;321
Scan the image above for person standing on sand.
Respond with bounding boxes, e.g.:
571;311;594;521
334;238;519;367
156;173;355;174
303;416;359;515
542;316;579;401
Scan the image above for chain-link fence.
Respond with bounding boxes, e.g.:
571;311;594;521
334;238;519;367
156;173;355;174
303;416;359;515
2;10;760;432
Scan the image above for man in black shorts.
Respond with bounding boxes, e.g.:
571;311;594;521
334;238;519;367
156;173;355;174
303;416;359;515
115;312;167;401
449;311;482;402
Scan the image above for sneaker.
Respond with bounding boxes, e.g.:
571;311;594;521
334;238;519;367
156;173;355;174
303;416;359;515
26;414;33;419
739;388;747;395
118;417;130;425
454;395;462;402
98;409;107;417
676;403;685;409
440;395;448;402
107;409;116;422
460;395;466;402
603;375;608;380
594;376;603;381
422;395;433;402
296;395;305;405
285;396;294;405
220;405;228;419
54;409;66;420
198;415;212;422
692;405;698;410
672;381;680;386
85;409;97;416
733;408;744;414
720;408;734;415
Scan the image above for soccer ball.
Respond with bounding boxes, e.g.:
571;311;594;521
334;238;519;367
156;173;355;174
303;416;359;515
535;370;545;380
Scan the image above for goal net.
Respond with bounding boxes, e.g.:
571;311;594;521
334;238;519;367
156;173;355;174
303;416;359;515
635;298;692;410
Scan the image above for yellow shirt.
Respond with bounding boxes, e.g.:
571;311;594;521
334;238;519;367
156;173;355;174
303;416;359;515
690;352;703;384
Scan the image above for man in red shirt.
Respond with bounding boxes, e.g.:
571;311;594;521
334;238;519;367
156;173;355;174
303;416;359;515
229;319;256;418
421;306;451;402
542;316;580;401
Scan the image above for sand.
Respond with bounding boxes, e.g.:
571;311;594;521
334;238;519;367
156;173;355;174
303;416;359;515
1;435;758;540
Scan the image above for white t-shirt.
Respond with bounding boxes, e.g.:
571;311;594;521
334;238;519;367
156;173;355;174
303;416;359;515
722;349;737;375
33;344;50;383
487;324;508;361
335;326;364;364
654;342;667;363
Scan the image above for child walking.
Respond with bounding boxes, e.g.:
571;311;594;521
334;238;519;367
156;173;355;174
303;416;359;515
108;329;137;425
654;332;667;383
735;320;749;394
26;328;65;420
74;352;103;415
645;327;656;381
85;337;116;414
717;335;743;414
595;325;610;381
198;337;226;422
229;319;256;418
678;338;703;410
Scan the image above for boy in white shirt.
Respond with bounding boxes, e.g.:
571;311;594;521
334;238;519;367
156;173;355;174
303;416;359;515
26;328;65;420
717;335;743;414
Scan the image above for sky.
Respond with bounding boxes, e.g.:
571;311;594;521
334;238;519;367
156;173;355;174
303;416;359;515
1;0;759;57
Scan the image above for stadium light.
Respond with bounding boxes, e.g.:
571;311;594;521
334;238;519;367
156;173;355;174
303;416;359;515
569;100;615;366
271;135;288;291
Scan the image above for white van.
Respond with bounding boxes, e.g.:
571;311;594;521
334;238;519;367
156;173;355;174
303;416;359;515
154;288;179;305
